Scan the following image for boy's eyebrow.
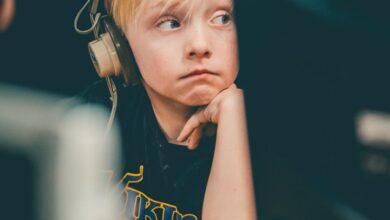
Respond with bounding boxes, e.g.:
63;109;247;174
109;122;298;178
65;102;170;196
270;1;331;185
214;0;234;13
141;0;192;23
142;0;234;21
137;0;178;22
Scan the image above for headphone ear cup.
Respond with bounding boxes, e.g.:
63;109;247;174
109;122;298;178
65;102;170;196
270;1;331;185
88;32;122;78
88;15;139;85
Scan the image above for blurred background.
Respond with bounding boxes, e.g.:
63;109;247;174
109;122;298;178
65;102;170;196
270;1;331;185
1;0;390;219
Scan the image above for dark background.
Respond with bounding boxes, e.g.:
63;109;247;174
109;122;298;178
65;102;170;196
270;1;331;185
1;0;390;219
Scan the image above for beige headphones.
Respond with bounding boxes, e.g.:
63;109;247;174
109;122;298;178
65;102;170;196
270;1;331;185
74;0;140;136
75;0;139;86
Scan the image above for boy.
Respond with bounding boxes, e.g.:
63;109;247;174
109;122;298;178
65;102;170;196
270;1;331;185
82;0;256;219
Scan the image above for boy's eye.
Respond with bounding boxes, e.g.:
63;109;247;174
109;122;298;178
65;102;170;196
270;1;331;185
212;13;232;25
157;19;181;30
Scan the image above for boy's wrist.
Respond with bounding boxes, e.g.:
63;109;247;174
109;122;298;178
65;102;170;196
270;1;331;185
218;89;245;118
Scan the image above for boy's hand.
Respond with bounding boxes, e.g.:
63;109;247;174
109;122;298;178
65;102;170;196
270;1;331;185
177;84;244;149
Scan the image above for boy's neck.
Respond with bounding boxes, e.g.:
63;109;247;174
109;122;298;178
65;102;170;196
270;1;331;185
143;84;194;146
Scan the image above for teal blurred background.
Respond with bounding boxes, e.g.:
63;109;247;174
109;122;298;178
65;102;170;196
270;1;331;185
1;0;390;219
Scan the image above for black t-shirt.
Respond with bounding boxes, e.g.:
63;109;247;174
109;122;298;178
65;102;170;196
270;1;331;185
80;80;215;220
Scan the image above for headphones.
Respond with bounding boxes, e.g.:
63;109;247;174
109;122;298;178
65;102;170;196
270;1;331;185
74;0;140;86
74;0;140;136
88;15;139;86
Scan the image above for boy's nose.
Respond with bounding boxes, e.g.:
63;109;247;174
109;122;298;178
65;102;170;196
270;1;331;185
185;28;212;60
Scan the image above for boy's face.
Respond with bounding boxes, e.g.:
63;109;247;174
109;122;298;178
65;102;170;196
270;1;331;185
125;0;238;106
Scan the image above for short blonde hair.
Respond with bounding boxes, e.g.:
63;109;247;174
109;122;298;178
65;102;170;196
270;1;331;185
104;0;142;31
105;0;199;32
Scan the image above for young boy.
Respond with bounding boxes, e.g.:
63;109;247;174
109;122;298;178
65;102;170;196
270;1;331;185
82;0;256;219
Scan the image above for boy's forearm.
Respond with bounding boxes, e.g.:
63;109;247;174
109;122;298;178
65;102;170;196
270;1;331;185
202;98;257;220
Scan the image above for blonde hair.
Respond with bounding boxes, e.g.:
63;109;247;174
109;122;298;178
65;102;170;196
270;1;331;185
104;0;142;31
104;0;197;32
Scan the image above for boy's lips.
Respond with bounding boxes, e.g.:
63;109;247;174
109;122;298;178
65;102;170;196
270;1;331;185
180;68;218;79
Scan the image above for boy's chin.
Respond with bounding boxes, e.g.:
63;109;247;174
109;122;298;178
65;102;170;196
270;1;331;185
181;89;220;106
186;99;212;107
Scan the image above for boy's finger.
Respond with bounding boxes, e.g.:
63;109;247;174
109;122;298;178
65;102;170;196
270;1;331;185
177;115;199;142
177;108;207;142
188;126;203;150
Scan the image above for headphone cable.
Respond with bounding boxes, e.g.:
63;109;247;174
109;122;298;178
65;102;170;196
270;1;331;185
104;77;118;139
